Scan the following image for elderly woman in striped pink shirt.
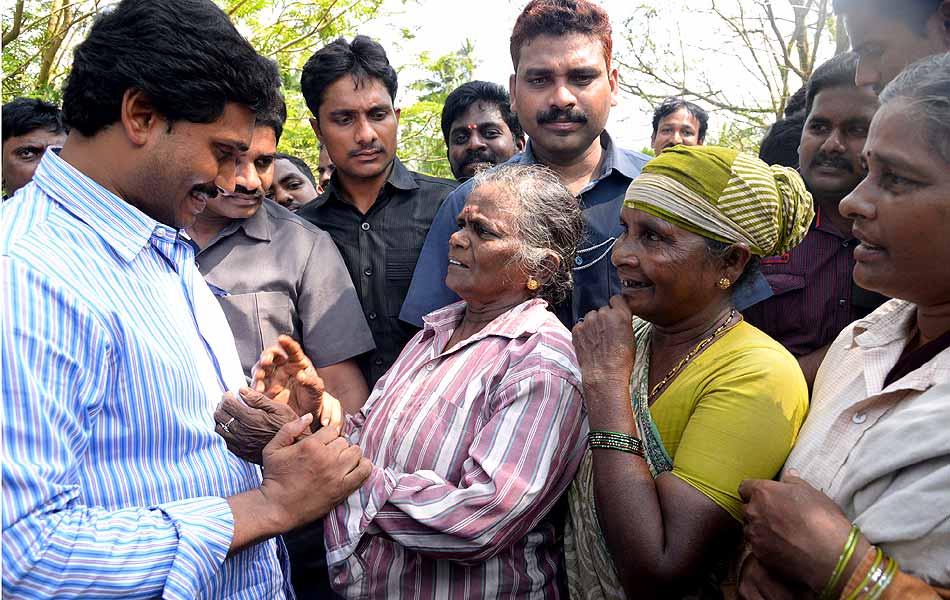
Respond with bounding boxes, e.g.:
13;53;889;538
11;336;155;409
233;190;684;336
220;163;588;598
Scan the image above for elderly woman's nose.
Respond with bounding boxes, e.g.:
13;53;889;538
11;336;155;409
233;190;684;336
449;228;469;248
611;240;639;267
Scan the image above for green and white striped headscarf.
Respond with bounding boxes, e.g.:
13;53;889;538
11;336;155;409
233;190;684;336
624;145;814;257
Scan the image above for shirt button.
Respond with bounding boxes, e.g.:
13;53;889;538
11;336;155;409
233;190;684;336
368;311;377;320
838;299;847;307
425;363;435;371
364;267;374;277
852;413;867;424
842;241;850;248
194;261;200;269
374;357;384;366
574;256;583;266
361;222;371;231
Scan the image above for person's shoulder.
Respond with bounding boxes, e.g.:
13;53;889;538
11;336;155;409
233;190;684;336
409;170;459;192
2;186;68;263
509;304;581;384
615;145;652;169
721;320;801;365
262;199;329;237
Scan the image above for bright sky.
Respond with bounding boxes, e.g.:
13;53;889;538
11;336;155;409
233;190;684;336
361;0;837;151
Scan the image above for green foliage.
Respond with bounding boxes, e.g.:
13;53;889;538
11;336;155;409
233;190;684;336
397;40;477;179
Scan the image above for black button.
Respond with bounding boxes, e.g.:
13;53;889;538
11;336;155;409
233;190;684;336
373;357;384;366
364;267;373;277
361;222;371;231
838;298;847;307
368;311;377;320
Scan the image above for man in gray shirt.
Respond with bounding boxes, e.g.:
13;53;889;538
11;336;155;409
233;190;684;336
186;94;374;413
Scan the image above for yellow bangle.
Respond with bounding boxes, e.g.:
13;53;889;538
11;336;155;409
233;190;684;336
844;547;884;600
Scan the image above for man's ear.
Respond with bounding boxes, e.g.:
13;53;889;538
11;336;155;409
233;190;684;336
309;117;322;143
120;89;161;147
509;73;519;115
394;106;401;125
515;136;526;152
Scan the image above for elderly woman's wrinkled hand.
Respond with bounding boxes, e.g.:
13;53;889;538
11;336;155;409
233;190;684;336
738;554;814;600
739;472;865;595
252;335;325;420
572;295;637;392
215;387;307;464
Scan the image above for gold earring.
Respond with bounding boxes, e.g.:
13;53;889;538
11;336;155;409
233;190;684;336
526;278;540;291
717;277;732;290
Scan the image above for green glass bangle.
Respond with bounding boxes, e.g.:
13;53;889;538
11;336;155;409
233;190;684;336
844;547;883;600
865;555;899;600
821;525;861;600
588;430;644;458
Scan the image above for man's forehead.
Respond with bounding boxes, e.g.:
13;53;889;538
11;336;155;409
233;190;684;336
809;86;878;119
451;102;507;129
5;129;67;146
321;75;394;112
659;109;699;127
515;33;607;72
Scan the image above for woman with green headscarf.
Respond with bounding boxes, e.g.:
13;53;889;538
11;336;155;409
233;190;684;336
565;145;814;599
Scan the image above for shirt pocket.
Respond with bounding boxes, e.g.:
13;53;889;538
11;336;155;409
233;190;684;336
217;291;295;374
385;248;418;317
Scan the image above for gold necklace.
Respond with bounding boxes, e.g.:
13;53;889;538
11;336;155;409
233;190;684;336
648;308;738;402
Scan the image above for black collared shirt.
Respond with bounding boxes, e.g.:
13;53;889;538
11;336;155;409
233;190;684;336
298;157;457;386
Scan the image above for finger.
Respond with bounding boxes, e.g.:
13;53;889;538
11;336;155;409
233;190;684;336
327;436;350;453
343;456;373;490
738;479;758;502
266;413;314;450
239;386;270;409
329;396;343;433
338;444;363;471
279;334;311;366
609;294;632;315
312;421;341;444
779;471;806;485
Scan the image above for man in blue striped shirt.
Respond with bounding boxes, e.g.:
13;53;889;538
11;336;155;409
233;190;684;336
0;1;370;598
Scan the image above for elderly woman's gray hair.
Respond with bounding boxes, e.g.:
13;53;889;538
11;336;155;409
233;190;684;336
468;163;584;305
880;52;950;163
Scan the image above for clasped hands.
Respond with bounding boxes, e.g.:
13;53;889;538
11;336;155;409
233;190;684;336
215;334;346;465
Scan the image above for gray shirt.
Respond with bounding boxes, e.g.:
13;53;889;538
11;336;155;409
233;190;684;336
193;199;375;375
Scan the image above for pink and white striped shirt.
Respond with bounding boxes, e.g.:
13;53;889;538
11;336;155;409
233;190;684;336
324;298;587;599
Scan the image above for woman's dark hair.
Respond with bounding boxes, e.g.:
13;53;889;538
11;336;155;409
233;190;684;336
300;36;398;119
2;98;68;142
62;0;281;137
440;81;524;146
274;153;317;187
651;97;709;143
468;163;585;305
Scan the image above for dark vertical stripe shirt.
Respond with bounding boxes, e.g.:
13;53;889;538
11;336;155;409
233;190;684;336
297;157;457;386
744;207;888;356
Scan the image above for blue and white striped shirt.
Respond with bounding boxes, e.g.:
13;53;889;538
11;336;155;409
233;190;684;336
1;151;286;599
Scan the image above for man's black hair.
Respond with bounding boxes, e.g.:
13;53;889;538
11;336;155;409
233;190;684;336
256;93;288;143
2;97;68;143
440;81;525;146
300;36;398;119
651;97;709;142
805;53;860;116
758;111;806;169
61;0;281;137
274;152;317;187
832;0;943;34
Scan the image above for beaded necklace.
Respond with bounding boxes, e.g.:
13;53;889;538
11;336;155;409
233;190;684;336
648;308;738;402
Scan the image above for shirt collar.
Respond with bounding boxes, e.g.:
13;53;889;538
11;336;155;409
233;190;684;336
31;150;176;263
220;200;271;243
519;131;644;183
850;299;917;349
319;156;417;208
421;297;552;353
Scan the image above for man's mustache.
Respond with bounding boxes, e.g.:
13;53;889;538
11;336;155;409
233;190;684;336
536;106;588;125
461;150;497;167
348;143;385;158
810;151;854;173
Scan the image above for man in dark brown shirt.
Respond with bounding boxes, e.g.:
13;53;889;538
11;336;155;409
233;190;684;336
297;36;457;389
745;53;887;386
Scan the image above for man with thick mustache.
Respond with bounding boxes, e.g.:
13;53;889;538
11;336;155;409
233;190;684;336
745;52;887;387
401;0;773;329
186;94;374;413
